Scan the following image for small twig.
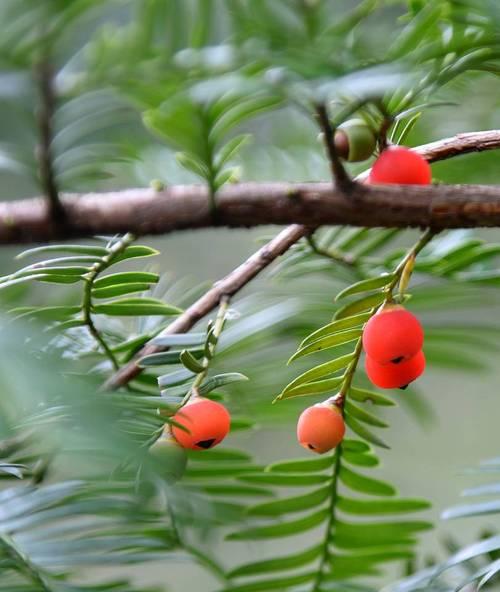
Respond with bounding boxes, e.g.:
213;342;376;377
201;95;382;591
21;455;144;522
312;228;436;590
0;534;53;592
378;115;393;152
104;225;307;390
200;108;219;224
315;103;354;192
311;445;342;592
102;129;500;391
338;228;434;399
306;234;356;267
0;131;498;243
181;295;230;406
376;101;393;152
82;280;120;371
82;233;136;371
34;60;65;224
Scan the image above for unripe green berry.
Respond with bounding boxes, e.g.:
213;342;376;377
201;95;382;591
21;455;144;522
149;436;187;484
334;119;377;162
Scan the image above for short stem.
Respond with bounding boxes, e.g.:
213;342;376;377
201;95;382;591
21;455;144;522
81;233;136;371
82;279;120;371
311;445;342;592
339;336;365;397
208;184;218;222
34;59;65;224
0;534;53;592
185;544;229;584
377;114;393;152
313;228;436;590
181;295;230;406
388;228;435;293
315;103;353;192
306;234;356;267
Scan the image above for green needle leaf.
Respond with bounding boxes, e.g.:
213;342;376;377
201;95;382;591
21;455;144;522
280;353;354;396
227;508;329;540
266;455;335;473
339;466;396;496
337;496;431;515
345;414;391;449
288;329;362;363
228;546;322;578
93;272;159;288
247;486;331;517
335;274;394;301
299;312;371;349
334;293;385;320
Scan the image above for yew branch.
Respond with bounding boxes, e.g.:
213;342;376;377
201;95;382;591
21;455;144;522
1;130;500;244
103;130;500;390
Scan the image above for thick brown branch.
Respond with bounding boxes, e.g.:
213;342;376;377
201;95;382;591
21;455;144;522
103;128;500;390
103;224;307;389
1;129;500;244
34;60;65;224
3;180;500;240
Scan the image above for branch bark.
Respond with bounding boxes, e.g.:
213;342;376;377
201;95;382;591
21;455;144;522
1;130;500;244
103;224;307;389
99;128;500;389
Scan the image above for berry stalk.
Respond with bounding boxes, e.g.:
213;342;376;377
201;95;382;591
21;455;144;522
82;233;137;371
309;228;435;590
181;295;231;407
340;227;435;395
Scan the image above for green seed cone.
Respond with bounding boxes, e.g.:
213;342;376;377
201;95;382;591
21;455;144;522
149;437;188;483
335;119;377;162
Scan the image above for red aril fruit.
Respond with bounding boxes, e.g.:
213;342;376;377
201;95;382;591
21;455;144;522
369;146;431;185
365;350;426;389
297;403;345;454
172;398;230;450
362;305;424;364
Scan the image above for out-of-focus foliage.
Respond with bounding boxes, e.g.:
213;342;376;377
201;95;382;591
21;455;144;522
386;455;500;592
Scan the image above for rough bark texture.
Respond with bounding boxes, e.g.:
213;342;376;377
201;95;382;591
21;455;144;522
103;129;500;390
103;224;308;389
2;130;500;244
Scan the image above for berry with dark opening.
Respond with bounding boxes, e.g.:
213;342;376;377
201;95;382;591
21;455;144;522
297;402;345;454
365;350;425;389
149;435;188;483
334;119;377;162
171;398;230;450
369;146;431;185
362;305;424;364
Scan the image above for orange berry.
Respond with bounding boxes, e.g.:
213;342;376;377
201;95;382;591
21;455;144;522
362;305;424;364
365;350;425;389
171;398;230;450
297;403;345;454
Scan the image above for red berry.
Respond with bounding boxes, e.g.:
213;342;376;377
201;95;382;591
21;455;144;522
297;403;345;454
369;146;431;185
362;305;424;364
171;398;230;450
365;350;425;389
